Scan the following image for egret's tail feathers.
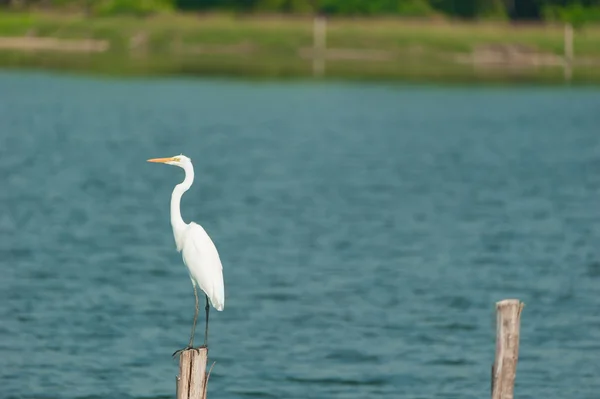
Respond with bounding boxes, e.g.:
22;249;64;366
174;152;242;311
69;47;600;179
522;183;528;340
212;300;224;311
210;281;225;311
210;295;224;311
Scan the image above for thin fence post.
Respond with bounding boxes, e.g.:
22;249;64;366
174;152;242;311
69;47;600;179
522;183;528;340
491;299;524;399
564;23;573;83
313;16;326;77
129;31;148;58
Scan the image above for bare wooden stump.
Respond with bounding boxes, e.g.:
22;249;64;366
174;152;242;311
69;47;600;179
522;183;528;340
176;348;210;399
312;16;326;77
491;299;524;399
564;23;574;82
129;32;148;58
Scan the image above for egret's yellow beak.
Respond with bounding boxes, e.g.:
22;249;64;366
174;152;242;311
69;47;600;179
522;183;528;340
147;157;175;163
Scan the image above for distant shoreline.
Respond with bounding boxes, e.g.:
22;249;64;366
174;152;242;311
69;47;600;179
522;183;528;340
1;12;599;85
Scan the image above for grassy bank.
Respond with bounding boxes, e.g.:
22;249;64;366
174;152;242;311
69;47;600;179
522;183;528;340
1;12;600;84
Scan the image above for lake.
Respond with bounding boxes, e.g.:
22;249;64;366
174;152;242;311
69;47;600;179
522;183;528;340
1;71;599;399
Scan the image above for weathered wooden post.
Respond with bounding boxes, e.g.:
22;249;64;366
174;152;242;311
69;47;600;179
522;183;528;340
564;23;574;82
491;299;524;399
129;31;148;59
313;15;326;77
176;348;211;399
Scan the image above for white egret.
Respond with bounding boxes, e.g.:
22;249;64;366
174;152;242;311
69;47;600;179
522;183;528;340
147;154;225;356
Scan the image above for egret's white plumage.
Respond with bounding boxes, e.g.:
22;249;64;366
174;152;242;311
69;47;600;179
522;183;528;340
148;154;224;353
181;222;225;311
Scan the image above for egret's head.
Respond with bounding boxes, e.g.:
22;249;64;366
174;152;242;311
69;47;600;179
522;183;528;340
147;154;191;168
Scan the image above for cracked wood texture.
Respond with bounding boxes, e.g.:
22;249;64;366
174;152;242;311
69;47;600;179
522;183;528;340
176;348;208;399
492;299;524;399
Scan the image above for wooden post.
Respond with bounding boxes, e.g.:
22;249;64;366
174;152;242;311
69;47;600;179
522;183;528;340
129;31;148;59
176;348;210;399
313;16;326;77
564;23;573;83
491;299;524;399
84;0;93;17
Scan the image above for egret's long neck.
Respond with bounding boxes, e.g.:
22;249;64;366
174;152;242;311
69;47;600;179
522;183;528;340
171;162;194;250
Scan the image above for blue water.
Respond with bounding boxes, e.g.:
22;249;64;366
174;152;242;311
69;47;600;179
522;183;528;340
1;71;600;399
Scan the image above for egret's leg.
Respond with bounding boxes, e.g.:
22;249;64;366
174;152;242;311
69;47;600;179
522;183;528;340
172;280;200;358
189;282;200;347
203;295;210;347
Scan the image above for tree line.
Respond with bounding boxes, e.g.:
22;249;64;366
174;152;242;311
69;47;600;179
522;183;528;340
3;0;600;22
180;0;600;20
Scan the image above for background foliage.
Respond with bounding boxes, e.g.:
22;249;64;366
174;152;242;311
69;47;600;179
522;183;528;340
2;0;600;22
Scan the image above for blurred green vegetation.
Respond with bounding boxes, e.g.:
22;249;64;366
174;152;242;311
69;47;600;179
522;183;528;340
1;0;600;83
1;12;600;84
1;0;600;21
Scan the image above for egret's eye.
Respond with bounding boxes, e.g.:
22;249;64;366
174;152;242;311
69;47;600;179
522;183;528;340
172;157;180;162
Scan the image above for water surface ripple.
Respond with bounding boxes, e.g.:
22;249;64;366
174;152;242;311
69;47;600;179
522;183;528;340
1;72;600;399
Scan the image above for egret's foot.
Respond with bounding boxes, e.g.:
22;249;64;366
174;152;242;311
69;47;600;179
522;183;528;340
172;345;194;358
172;344;209;358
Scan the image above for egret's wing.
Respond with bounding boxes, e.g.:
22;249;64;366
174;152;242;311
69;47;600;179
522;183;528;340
181;222;225;311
